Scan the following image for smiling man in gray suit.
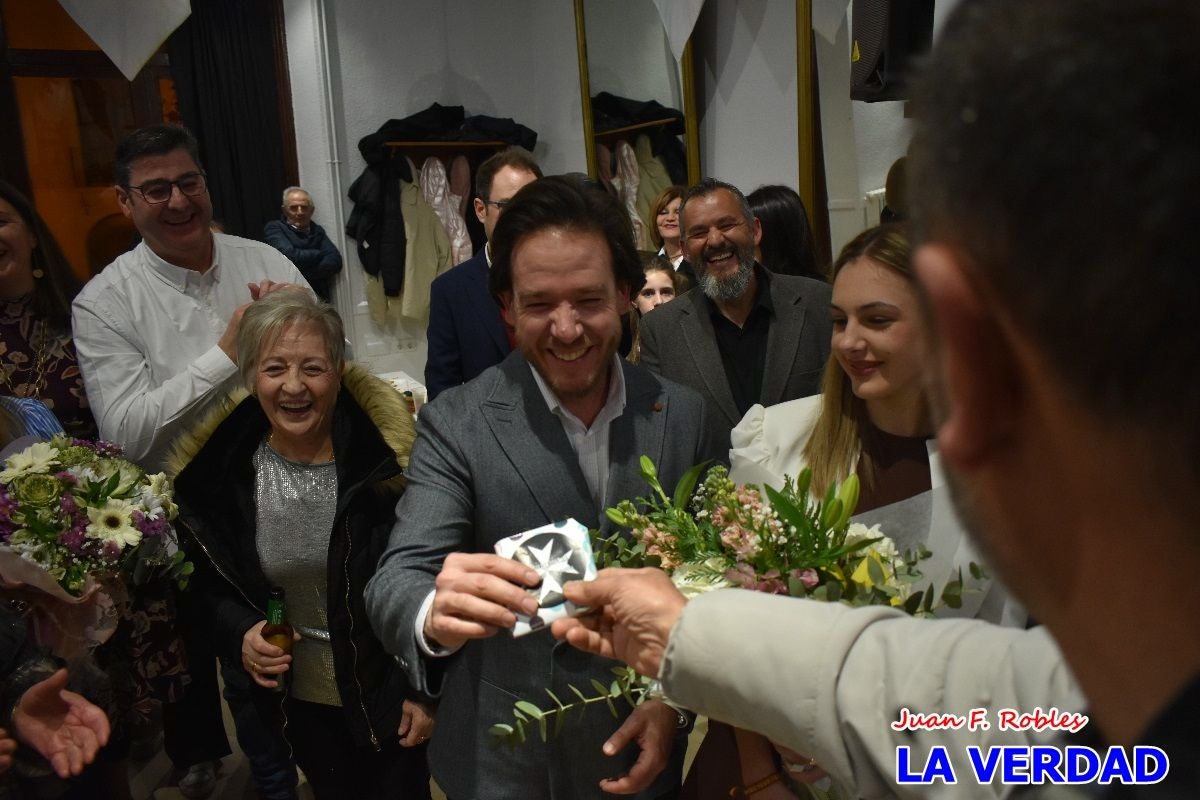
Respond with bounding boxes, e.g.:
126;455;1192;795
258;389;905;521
365;175;722;800
638;179;832;449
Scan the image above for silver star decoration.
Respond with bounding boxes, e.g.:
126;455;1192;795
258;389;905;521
527;538;581;605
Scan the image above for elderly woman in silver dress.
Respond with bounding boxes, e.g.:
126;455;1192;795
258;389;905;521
171;290;433;798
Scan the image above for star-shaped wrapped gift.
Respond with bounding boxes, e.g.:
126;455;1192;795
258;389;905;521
494;519;598;637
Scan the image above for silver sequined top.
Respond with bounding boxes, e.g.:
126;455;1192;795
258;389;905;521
253;440;341;706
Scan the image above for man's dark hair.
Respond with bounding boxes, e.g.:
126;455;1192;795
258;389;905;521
678;178;755;233
489;174;641;303
909;0;1200;475
747;184;821;281
474;146;543;201
114;124;203;187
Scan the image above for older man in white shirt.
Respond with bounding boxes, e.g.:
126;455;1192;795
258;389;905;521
72;124;307;472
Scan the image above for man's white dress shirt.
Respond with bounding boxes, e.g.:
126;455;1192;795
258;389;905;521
72;234;307;470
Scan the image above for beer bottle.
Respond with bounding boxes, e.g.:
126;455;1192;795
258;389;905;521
261;587;294;692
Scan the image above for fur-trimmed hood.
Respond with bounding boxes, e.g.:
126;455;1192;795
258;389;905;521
167;362;415;495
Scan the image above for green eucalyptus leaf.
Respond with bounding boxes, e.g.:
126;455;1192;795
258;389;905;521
904;591;925;615
515;701;544;720
866;556;886;586
590;679;610;696
538;715;548;742
545;689;565;711
604;697;618;717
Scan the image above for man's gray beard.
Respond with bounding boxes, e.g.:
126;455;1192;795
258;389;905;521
699;258;754;301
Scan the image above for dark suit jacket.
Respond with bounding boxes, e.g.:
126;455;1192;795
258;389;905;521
365;353;723;800
262;218;342;300
424;249;512;400
638;272;833;452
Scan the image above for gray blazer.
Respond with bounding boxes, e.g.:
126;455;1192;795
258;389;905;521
638;272;833;450
365;353;723;800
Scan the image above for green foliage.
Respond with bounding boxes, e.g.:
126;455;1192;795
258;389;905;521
489;667;650;749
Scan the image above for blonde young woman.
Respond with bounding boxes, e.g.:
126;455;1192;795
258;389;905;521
687;225;1020;798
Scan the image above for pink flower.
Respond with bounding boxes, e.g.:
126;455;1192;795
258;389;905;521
791;568;819;589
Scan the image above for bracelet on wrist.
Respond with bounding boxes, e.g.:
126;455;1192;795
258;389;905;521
731;769;783;798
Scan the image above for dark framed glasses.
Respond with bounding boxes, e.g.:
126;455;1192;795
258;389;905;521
126;172;208;204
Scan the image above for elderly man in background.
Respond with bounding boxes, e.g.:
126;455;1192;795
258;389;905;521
263;186;343;301
553;1;1199;798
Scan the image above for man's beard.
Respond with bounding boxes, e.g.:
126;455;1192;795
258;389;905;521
698;244;755;302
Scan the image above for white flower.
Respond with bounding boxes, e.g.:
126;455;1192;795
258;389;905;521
844;522;884;546
86;498;141;549
0;442;61;481
140;473;178;519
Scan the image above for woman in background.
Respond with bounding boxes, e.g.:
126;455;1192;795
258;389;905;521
627;254;687;364
746;184;824;283
0;181;97;440
648;185;685;268
173;290;433;799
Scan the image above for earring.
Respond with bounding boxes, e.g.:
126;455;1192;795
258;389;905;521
32;268;44;279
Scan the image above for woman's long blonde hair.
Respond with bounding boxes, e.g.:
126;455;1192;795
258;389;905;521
802;224;917;495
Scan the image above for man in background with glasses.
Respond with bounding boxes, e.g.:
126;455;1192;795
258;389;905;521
424;146;542;401
70;123;308;800
72;123;308;472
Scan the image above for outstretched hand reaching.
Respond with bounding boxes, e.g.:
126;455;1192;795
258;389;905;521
11;668;110;778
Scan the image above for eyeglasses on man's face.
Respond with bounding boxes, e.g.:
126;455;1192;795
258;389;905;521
483;198;513;211
125;172;208;205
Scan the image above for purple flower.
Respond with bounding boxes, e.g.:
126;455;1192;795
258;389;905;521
60;494;78;515
59;527;86;553
55;471;77;484
132;510;167;539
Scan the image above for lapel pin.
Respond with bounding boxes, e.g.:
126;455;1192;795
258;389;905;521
652;402;663;412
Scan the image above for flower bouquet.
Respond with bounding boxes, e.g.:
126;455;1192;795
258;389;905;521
490;457;981;749
0;436;191;659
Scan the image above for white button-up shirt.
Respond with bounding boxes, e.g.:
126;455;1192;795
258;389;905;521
72;234;307;471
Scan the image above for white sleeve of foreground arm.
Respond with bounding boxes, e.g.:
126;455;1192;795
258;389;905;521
414;589;464;658
72;299;236;465
660;590;1082;800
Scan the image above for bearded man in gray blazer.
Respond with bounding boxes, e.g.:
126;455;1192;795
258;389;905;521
638;179;832;449
366;175;723;800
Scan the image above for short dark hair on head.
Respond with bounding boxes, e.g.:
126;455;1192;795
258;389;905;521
909;0;1200;474
0;180;83;328
114;124;203;187
678;178;754;232
489;174;641;303
747;185;821;281
474;146;543;200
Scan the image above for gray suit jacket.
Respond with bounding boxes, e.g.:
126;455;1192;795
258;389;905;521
638;272;833;450
365;353;723;800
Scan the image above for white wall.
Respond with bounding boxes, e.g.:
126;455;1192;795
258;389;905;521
693;0;800;193
283;0;958;373
584;0;681;109
283;0;586;378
